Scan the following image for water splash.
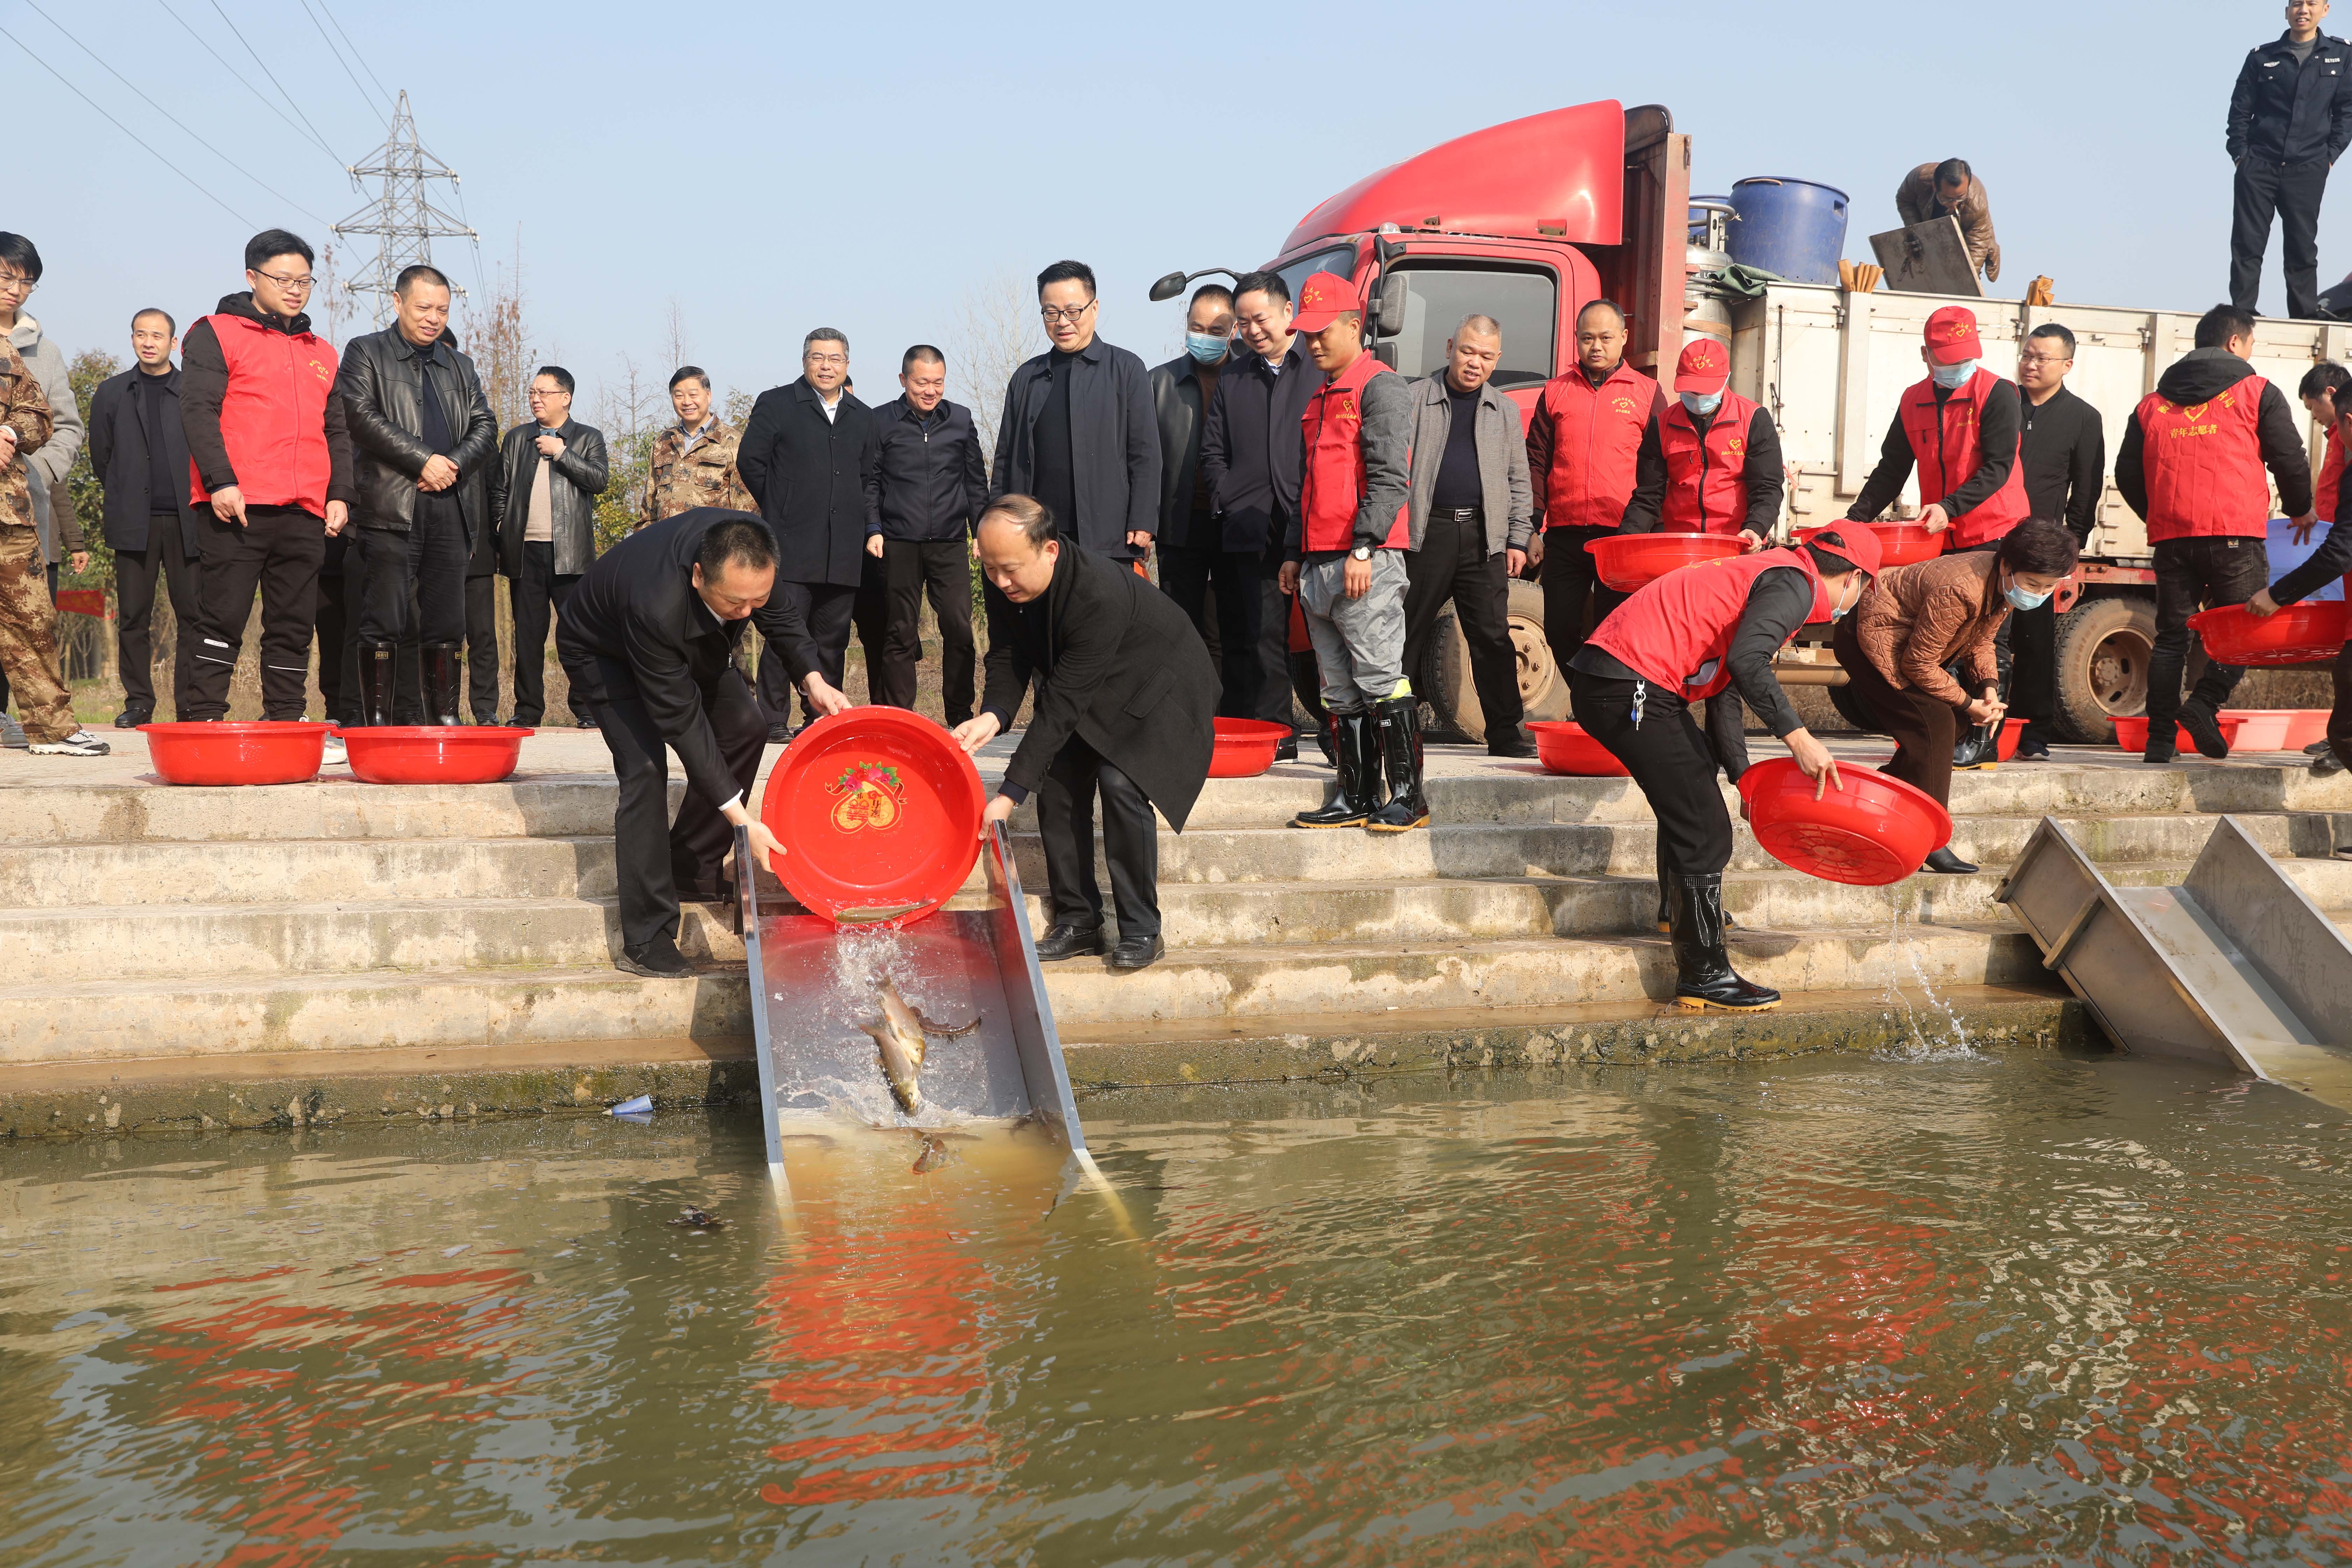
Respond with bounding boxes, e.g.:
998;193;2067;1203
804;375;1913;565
768;924;996;1131
1874;886;1983;1062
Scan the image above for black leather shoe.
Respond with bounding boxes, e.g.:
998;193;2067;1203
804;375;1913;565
573;710;597;729
2178;701;2231;759
2142;740;2177;765
1923;846;1978;874
617;936;693;978
1487;725;1537;760
2307;738;2334;757
1034;923;1106;961
2315;751;2346;777
1273;736;1298;762
1105;934;1164;972
113;707;151;729
768;722;796;745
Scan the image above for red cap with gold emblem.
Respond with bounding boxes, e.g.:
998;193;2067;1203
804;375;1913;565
1290;271;1365;334
1923;305;1982;365
1675;337;1730;394
1800;522;1884;580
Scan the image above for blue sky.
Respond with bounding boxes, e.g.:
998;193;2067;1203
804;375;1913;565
19;0;2333;424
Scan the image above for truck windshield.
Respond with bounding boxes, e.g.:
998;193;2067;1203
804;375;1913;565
1383;266;1556;388
1275;245;1355;306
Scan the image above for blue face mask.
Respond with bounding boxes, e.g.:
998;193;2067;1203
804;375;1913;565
2005;584;2051;611
1679;390;1723;416
1930;358;1977;390
1185;332;1229;365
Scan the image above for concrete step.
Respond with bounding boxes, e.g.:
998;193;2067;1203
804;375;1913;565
0;776;658;847
0;963;750;1065
0;836;616;908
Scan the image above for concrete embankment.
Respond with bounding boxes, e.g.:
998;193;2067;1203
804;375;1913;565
2;730;2343;1137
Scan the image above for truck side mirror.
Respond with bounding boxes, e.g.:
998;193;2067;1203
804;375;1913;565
1374;276;1408;338
1148;272;1188;302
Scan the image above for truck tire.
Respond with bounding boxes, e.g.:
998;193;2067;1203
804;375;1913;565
2052;593;2156;743
1418;580;1570;743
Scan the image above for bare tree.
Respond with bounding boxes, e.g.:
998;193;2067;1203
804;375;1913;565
662;301;690;378
465;233;536;433
945;268;1040;478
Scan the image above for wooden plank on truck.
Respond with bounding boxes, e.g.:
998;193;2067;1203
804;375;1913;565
1869;216;1983;297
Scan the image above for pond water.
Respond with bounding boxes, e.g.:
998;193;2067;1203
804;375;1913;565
4;1048;2351;1566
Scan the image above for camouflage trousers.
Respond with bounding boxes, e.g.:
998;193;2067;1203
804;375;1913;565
0;522;73;743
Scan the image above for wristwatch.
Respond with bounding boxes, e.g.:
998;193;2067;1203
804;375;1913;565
1349;543;1374;562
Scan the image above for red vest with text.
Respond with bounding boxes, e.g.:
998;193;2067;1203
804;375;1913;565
2134;377;2272;541
1897;367;2029;549
1586;545;1826;702
1659;391;1764;534
1535;360;1654;531
1298;351;1410;553
186;312;340;516
2318;420;2344;523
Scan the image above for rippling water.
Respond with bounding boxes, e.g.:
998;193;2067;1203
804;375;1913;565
5;1048;2352;1566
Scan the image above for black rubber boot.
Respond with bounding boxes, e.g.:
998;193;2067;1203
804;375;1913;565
422;642;463;726
358;641;397;728
1668;873;1780;1011
1365;695;1429;832
1292;714;1376;828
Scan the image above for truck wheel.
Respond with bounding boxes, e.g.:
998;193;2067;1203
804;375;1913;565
1419;580;1570;743
1827;679;1878;733
2052;593;2156;743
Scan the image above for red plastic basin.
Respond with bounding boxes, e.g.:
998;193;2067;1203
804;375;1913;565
1208;718;1293;777
2187;601;2348;665
760;707;986;927
341;726;535;784
1528;720;1630;776
1737;757;1953;887
140;721;331;786
1799;520;1943;568
1586;532;1745;591
2110;715;2247;753
2214;709;2330;751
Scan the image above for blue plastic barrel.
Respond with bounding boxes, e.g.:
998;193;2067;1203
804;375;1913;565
1726;177;1850;286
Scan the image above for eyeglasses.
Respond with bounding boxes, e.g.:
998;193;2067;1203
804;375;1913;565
1040;301;1096;325
0;274;37;297
804;351;847;366
527;389;568;400
253;268;316;293
2018;352;2071;367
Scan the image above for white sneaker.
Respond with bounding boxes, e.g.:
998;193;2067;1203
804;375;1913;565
29;730;110;757
322;735;348;765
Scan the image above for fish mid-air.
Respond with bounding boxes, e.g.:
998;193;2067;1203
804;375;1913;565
858;976;978;1114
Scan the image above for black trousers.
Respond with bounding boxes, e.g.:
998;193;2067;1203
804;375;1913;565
354;514;469;649
1162;541;1264;720
1402;506;1525;738
1038;733;1161;939
1568;666;1734;879
1543;526;1629;716
507;544;580;726
115;517;203;718
318;533;352;723
588;658;768;947
1835;615;1960;818
760;579;857;725
2148;535;2269;731
860;538;976;723
1257;552;1312;731
2232;157;2330;321
465;572;502;722
186;504;324;722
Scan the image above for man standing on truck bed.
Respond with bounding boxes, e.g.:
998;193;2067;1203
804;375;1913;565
2115;303;2314;764
1895;160;2000;285
1527;300;1662;705
1619;337;1784;781
2227;0;2352;323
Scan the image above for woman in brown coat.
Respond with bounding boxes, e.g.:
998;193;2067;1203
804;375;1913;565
1833;520;2079;872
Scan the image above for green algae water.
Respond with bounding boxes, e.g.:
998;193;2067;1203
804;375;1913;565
5;1049;2352;1566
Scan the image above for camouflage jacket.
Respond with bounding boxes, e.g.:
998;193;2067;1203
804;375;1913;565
0;336;55;532
639;418;753;525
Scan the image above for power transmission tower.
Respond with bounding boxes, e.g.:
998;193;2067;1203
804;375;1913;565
332;90;476;324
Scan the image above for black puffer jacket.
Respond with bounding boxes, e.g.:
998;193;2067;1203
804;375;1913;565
334;324;497;544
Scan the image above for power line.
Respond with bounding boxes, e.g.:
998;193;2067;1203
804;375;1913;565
206;0;342;170
21;0;329;225
152;0;341;166
0;22;252;226
293;0;386;129
313;0;394;119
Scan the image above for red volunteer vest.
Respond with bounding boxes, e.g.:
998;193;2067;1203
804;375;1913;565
2318;421;2344;524
1897;367;2028;549
2134;376;2272;542
186;312;340;516
1585;545;1826;702
1536;361;1654;531
1659;391;1763;535
1298;351;1410;553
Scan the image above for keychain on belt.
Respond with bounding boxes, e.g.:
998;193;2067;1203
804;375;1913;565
1631;679;1647;730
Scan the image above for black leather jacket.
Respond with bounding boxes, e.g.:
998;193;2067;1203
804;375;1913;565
490;418;610;577
334;324;497;542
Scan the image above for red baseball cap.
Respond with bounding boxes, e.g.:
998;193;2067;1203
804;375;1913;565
1676;337;1730;394
1801;522;1884;580
1923;305;1981;365
1290;271;1364;334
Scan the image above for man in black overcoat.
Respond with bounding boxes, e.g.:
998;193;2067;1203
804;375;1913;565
558;508;847;978
951;494;1216;972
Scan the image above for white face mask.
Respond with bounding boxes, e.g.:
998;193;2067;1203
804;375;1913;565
1679;390;1723;416
1930;358;1977;390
